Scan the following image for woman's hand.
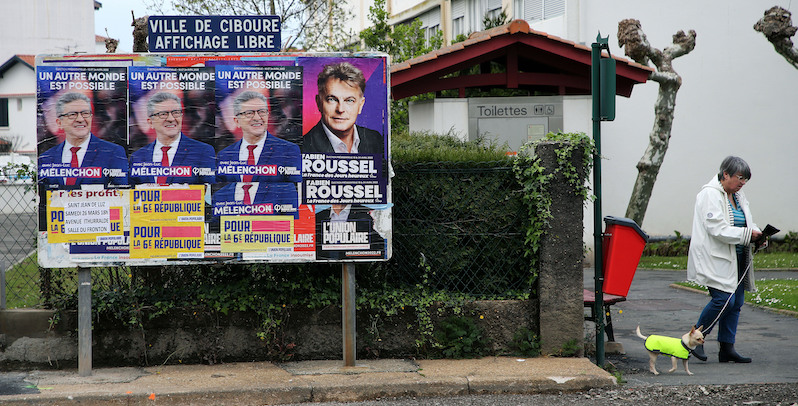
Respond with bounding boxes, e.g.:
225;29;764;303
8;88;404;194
752;229;763;242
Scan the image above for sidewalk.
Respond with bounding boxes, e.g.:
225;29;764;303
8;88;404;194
1;357;615;405
586;268;798;386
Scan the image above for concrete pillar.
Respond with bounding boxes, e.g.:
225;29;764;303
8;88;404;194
536;141;586;356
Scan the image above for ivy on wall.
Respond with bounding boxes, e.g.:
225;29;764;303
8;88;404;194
512;131;595;270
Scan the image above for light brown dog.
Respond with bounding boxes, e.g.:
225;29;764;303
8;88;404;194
635;325;704;375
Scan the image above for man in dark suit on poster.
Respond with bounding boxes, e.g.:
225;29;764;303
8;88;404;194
209;182;300;232
300;62;384;155
129;92;216;185
212;182;298;212
216;91;302;184
315;204;386;260
38;92;128;189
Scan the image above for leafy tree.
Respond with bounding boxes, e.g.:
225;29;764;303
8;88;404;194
483;10;508;30
146;0;355;51
617;19;697;226
754;6;798;69
360;0;443;133
360;0;442;64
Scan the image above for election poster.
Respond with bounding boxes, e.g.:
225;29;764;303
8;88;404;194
220;215;294;253
34;52;391;268
297;57;388;206
127;66;217;185
46;189;127;244
36;66;129;192
129;186;206;259
315;204;386;260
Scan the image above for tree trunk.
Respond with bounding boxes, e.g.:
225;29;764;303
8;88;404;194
617;19;696;226
624;79;679;224
754;6;798;69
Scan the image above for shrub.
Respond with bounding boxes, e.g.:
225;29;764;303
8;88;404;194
433;316;488;358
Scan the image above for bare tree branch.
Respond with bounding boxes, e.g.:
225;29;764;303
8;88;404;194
754;6;798;69
617;19;697;226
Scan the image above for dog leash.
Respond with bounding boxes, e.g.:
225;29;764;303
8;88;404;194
701;249;753;333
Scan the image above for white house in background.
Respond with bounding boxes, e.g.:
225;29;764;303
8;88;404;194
386;0;798;242
0;0;100;157
0;0;100;64
0;56;36;155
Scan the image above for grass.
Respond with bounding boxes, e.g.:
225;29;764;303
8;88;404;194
641;251;798;314
673;279;798;313
638;252;798;271
638;255;688;270
4;253;42;309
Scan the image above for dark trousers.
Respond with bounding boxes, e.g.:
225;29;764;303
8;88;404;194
696;251;747;343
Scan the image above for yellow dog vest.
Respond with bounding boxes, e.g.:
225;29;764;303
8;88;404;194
644;335;691;360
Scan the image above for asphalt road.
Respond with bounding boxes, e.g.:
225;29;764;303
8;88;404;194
0;212;37;267
585;268;798;386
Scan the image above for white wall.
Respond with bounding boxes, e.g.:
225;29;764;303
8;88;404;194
409;99;469;140
0;0;97;63
574;1;798;248
529;14;566;36
0;0;97;155
0;63;37;154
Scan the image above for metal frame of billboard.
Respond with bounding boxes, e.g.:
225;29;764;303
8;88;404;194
35;52;391;268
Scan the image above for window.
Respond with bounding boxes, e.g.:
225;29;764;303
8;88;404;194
0;98;9;127
427;24;440;42
453;16;465;37
522;0;564;22
486;7;503;22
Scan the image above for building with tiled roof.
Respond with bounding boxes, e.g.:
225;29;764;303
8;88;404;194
384;0;798;242
0;55;36;154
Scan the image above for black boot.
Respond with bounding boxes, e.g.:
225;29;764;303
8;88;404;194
692;344;708;361
719;342;752;363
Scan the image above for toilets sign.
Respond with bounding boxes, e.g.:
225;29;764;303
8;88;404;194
148;16;281;52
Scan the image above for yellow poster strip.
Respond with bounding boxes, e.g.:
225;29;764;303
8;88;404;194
46;190;126;244
129;186;205;259
220;215;294;253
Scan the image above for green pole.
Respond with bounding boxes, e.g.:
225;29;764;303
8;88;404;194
591;34;606;368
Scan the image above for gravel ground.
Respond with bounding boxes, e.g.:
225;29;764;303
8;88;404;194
540;383;798;405
282;383;798;405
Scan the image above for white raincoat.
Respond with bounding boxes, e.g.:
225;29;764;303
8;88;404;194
686;177;758;293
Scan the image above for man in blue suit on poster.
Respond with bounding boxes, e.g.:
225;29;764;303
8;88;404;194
315;204;386;260
216;91;301;183
210;182;300;232
300;62;384;156
38;92;128;189
129;92;215;185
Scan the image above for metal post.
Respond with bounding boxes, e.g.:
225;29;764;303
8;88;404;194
591;35;606;367
342;263;356;367
0;260;6;310
78;267;92;376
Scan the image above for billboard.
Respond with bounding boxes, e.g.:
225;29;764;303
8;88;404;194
36;53;390;268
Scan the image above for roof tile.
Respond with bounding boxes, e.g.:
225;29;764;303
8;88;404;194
390;19;652;74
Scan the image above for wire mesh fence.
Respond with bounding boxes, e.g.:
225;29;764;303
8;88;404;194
0;182;40;308
2;162;533;308
371;163;532;296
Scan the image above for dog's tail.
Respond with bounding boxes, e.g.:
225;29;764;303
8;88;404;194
635;325;648;340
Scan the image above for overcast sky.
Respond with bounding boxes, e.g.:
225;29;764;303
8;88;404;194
95;1;171;53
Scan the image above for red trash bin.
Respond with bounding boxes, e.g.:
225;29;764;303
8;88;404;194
601;216;649;297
